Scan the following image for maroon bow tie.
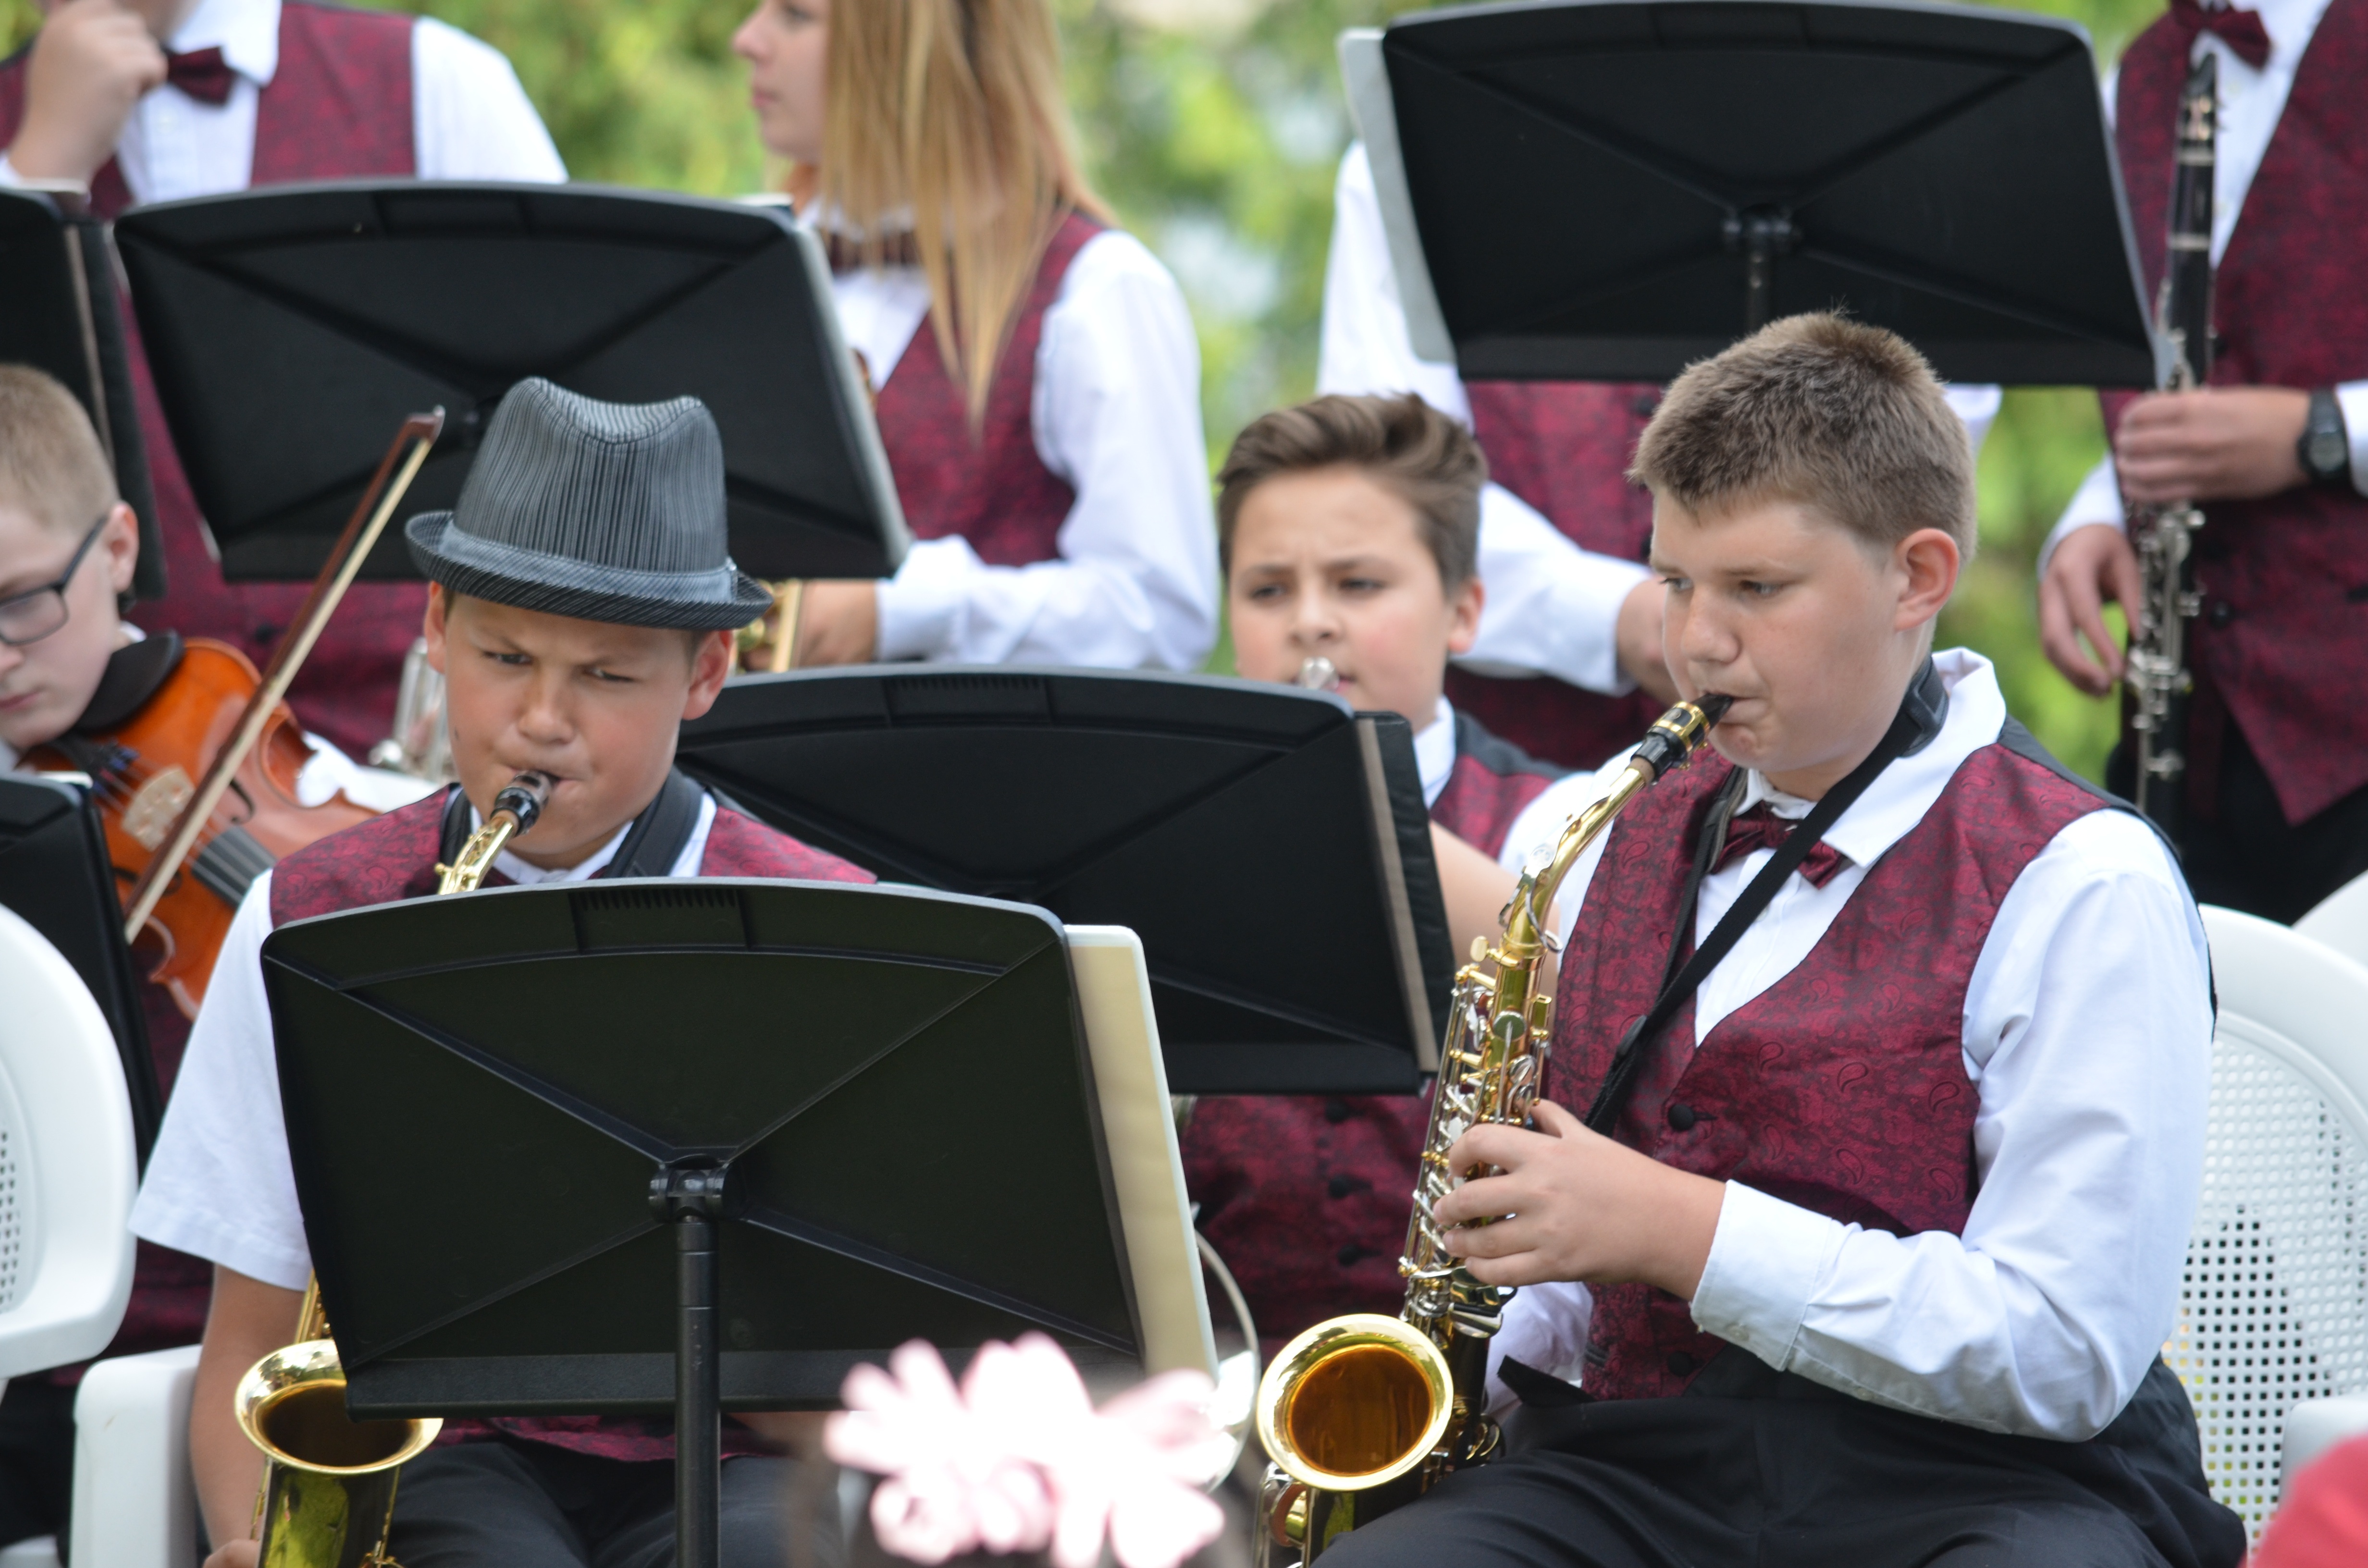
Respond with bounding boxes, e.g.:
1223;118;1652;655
2168;0;2272;70
1714;804;1852;889
164;46;236;106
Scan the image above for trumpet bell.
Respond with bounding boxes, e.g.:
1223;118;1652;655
1255;1314;1453;1493
236;1340;441;1568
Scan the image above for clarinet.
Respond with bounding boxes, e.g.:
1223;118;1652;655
2127;54;2218;839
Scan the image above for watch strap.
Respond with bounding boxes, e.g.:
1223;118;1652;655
2299;387;2351;486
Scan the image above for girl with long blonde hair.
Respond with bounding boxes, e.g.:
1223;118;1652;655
732;0;1216;669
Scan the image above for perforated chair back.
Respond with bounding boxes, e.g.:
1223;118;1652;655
0;905;136;1380
2174;907;2368;1538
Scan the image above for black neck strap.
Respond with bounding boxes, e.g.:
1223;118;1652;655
436;768;706;884
1581;659;1950;1136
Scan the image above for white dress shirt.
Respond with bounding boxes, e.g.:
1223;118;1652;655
828;233;1219;671
0;0;566;198
2045;0;2368;565
130;793;715;1289
1484;649;2212;1441
1320;144;2003;697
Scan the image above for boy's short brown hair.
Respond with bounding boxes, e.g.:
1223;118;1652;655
0;365;117;535
1217;392;1487;588
1629;314;1976;560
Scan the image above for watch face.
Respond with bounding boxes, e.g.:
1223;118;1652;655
2310;429;2349;475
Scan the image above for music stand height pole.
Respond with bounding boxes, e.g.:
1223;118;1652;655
1723;208;1797;334
653;1165;728;1568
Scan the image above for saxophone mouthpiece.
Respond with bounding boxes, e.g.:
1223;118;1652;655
1696;694;1735;726
1296;655;1341;693
493;771;555;835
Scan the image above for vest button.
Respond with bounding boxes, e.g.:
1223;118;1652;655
1324;1099;1352;1124
1666;1350;1697;1376
1666;1102;1697;1131
2208;600;2235;627
1337;1243;1374;1267
1630;392;1661;418
1328;1175;1357;1199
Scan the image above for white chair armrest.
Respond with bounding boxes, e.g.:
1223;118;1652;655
2282;1393;2368;1487
72;1345;202;1568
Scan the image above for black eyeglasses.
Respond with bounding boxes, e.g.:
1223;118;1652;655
0;512;112;648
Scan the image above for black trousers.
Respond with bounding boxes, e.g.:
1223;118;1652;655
1315;1358;2244;1568
387;1442;833;1568
0;1380;74;1552
2112;723;2368;924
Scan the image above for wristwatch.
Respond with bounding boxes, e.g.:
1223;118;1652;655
2298;388;2352;487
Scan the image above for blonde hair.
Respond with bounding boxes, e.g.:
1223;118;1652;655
820;0;1109;427
1630;313;1977;561
0;365;117;535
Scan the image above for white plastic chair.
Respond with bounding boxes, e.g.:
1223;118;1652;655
0;905;140;1568
2171;906;2368;1539
2294;868;2368;968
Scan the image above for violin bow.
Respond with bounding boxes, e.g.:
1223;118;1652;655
121;409;446;944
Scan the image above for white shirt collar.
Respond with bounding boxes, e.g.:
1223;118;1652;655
1735;647;2004;870
1414;696;1456;808
169;0;281;88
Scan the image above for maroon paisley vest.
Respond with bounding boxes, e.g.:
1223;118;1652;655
1448;382;1666;771
869;213;1102;568
1180;713;1566;1354
0;1;422;762
2104;0;2368;825
267;787;873;1461
1545;733;2105;1400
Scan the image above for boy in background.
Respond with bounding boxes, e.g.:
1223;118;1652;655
1186;392;1604;1356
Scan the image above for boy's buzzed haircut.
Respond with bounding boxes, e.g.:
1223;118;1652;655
0;365;117;535
1218;392;1488;587
1631;313;1977;560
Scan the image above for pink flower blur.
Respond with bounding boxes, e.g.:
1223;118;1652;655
825;1334;1231;1568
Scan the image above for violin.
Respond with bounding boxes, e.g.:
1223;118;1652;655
28;636;375;1017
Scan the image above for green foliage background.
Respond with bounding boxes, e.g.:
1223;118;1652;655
3;0;2176;778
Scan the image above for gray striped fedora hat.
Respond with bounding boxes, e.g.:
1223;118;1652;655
405;378;773;631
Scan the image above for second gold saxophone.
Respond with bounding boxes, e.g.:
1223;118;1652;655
1252;695;1731;1565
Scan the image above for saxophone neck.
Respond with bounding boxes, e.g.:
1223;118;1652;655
435;772;555;895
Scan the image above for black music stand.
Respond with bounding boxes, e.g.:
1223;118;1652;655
0;776;160;1160
675;668;1455;1094
0;188;165;599
1344;0;2160;385
264;879;1189;1568
111;183;907;582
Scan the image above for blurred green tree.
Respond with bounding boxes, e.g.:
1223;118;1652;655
1;0;2174;776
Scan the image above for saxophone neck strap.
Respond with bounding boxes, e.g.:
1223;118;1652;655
434;768;708;884
1580;658;1949;1137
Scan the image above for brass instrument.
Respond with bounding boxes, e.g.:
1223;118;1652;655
367;640;455;783
235;1281;440;1568
1253;695;1732;1565
2128;54;2219;839
1295;656;1340;693
235;770;554;1566
435;772;555;894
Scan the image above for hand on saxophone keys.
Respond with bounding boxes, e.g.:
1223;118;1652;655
1427;1099;1727;1301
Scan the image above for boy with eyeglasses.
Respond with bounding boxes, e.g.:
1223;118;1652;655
0;362;421;1551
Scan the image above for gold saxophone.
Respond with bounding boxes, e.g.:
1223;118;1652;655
234;772;555;1567
1251;696;1731;1565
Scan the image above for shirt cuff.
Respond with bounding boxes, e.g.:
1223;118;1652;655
2335;380;2368;497
874;536;982;662
1689;1180;1847;1372
2035;455;2127;581
1462;485;1653;694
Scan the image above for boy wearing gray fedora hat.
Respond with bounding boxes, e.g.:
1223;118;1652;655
133;379;869;1568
